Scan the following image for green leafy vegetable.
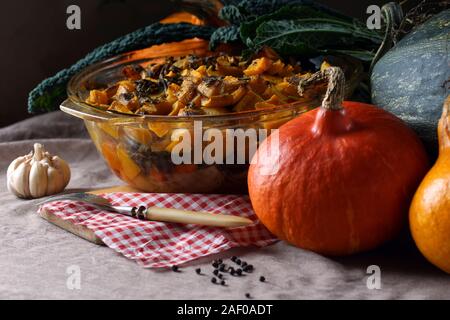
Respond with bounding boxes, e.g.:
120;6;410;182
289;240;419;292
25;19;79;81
240;5;341;45
219;5;245;24
209;25;241;50
215;0;382;61
246;18;382;60
232;0;318;20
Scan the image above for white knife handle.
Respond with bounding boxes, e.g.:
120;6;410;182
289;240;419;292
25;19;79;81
145;207;253;228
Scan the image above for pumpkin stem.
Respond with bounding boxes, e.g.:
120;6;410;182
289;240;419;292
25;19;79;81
439;95;450;150
298;67;345;111
369;2;404;75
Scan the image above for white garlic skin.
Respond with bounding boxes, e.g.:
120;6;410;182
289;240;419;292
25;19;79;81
7;143;71;199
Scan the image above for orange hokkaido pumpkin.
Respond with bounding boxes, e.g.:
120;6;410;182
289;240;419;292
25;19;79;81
248;67;429;256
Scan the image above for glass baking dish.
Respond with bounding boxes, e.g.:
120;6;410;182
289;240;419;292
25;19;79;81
62;39;362;194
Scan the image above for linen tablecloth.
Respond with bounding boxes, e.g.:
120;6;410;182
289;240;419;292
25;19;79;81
0;111;449;299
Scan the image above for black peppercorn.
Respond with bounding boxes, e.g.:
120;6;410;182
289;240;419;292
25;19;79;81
171;265;179;272
244;265;254;272
241;262;248;268
212;262;219;268
219;264;226;272
221;280;226;286
230;269;236;276
259;276;266;282
218;274;223;279
211;277;217;284
213;269;219;276
236;259;241;265
195;268;202;275
217;259;223;264
236;269;242;276
231;256;237;262
245;293;251;299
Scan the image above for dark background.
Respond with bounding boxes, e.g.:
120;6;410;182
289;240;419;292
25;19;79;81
0;0;394;128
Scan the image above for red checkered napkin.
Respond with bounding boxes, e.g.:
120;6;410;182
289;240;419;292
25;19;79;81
39;193;277;268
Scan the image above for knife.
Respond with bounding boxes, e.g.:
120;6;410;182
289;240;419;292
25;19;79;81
38;192;253;228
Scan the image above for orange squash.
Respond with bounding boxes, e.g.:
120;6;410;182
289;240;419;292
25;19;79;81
248;67;429;256
160;12;204;25
410;96;450;273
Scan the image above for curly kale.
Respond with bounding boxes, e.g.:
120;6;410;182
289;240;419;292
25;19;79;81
239;0;311;17
209;25;241;50
219;5;245;25
28;23;214;113
219;0;319;24
220;0;382;61
214;1;323;51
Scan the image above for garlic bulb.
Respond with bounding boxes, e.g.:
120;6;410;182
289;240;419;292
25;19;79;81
7;143;71;199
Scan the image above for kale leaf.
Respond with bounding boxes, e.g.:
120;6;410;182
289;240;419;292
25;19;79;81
218;0;382;62
246;18;382;60
209;25;241;50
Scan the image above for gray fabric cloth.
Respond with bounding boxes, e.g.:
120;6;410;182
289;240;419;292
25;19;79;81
1;112;449;300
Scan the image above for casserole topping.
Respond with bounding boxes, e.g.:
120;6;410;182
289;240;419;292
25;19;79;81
87;48;328;116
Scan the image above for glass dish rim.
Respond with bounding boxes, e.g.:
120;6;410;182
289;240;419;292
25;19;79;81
65;45;360;123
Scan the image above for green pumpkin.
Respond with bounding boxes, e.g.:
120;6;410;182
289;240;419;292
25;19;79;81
371;9;450;157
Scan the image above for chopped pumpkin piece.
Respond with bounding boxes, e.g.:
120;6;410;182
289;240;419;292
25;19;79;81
123;127;152;145
231;86;247;104
244;57;273;76
177;79;197;104
166;83;180;103
255;95;282;109
154;101;174;115
169;101;185;116
148;122;170;138
267;60;286;75
216;56;243;76
88;90;109;106
122;65;143;80
195;65;207;76
248;76;267;95
166;70;177;78
190;94;203;108
117;80;135;92
136;104;158;115
201;94;234;108
262;75;283;84
108;101;134;114
197;78;222;97
217;64;243;77
98;123;120;139
101;142;121;173
222;76;242;92
233;90;263;112
116;145;141;180
275;81;299;97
